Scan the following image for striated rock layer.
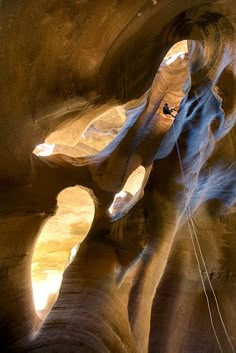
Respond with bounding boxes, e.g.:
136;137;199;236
0;1;235;353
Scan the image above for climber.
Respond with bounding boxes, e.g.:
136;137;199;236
163;103;177;117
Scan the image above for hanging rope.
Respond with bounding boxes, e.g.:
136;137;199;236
172;120;235;353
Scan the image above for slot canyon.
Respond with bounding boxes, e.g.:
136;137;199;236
0;1;235;352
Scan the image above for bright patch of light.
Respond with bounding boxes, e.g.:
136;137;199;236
165;52;185;66
32;272;62;311
109;190;127;214
33;143;55;156
69;244;79;263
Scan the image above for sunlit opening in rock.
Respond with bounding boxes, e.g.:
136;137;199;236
31;186;95;319
34;42;188;161
153;41;189;123
109;166;146;215
33;143;55;156
34;106;128;158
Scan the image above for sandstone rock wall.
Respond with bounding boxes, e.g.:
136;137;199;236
0;1;235;352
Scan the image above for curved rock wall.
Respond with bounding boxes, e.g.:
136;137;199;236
0;1;235;352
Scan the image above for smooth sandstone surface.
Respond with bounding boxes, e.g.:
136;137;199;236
0;1;235;353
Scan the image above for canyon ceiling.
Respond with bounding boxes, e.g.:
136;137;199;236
0;1;236;353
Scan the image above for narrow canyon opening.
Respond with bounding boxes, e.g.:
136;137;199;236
31;39;189;320
1;2;236;352
31;186;95;320
108;166;146;216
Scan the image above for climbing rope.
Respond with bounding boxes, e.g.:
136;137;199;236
172;120;235;353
